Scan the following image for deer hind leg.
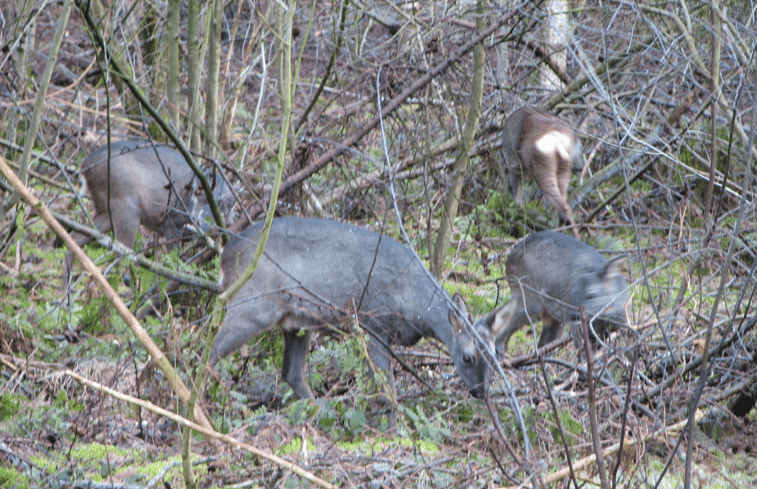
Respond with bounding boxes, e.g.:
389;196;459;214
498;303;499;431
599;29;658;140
537;316;565;348
108;206;142;251
555;156;581;239
503;125;525;203
535;169;579;238
534;134;580;238
282;325;315;400
508;163;525;204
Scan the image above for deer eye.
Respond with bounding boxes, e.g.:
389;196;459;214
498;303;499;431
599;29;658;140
463;354;474;366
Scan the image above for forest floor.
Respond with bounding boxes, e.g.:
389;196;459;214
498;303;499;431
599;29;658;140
1;214;756;488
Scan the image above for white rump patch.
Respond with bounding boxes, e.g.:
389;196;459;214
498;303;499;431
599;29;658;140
535;131;572;160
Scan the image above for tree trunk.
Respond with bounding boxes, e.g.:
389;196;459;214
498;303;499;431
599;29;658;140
431;0;486;278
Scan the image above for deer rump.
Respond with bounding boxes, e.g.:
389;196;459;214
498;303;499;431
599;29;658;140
79;141;199;245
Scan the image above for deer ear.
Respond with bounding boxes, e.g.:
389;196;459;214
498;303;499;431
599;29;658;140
449;309;462;334
477;309;494;330
600;255;626;282
449;292;472;334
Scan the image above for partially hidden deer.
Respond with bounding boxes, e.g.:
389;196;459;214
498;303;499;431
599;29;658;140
62;140;231;290
502;107;585;238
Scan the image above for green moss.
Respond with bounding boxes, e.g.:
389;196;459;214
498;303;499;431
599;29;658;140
337;435;439;454
0;394;23;421
69;443;129;461
549;410;584;445
0;467;29;489
277;437;316;456
400;437;440;453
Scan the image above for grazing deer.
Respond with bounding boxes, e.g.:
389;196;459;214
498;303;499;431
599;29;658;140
62;140;232;290
209;217;494;402
502;107;585;238
478;231;629;354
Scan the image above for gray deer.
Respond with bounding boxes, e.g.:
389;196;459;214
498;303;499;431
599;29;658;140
479;231;629;354
502;107;585;238
209;217;494;400
62;140;231;290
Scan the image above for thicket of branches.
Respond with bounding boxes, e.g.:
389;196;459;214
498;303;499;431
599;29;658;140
1;0;756;488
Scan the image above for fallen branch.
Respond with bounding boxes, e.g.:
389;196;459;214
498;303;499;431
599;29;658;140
52;210;221;292
504;336;571;368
